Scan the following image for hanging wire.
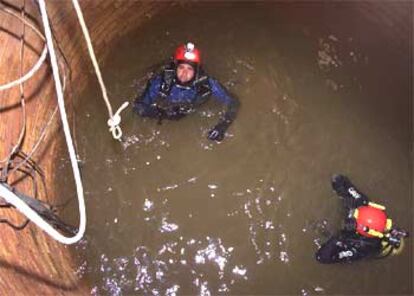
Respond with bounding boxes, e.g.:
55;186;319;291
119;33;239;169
0;0;76;237
0;0;65;179
0;0;46;164
2;0;28;175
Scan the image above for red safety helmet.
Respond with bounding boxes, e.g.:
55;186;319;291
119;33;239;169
174;42;201;65
354;205;389;238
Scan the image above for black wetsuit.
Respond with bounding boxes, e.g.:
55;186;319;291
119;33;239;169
315;175;383;264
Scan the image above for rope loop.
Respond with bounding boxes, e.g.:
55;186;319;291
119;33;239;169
107;101;129;140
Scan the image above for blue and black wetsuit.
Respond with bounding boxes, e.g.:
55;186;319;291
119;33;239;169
133;64;239;141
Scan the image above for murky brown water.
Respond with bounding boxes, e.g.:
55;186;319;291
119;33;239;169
60;2;412;295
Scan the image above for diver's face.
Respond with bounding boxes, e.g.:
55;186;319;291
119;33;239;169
176;63;195;83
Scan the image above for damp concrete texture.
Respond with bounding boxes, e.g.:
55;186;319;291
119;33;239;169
1;1;413;295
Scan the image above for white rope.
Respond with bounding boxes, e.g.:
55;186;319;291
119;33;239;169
0;183;79;243
0;6;46;41
0;46;47;92
71;0;129;141
16;0;87;245
0;5;48;92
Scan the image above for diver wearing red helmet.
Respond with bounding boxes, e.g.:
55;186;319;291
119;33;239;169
133;42;239;142
315;175;408;263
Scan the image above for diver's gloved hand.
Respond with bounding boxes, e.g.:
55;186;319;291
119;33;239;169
153;97;170;111
332;175;353;198
331;174;369;208
208;122;229;142
133;101;160;118
154;98;193;121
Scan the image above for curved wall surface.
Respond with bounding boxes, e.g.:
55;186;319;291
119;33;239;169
0;1;411;294
0;1;168;294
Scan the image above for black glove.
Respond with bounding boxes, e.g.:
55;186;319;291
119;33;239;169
154;98;193;121
133;101;160;118
207;122;229;142
331;174;353;198
331;174;369;209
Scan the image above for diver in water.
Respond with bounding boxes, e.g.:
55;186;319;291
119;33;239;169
133;42;240;142
315;174;408;264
